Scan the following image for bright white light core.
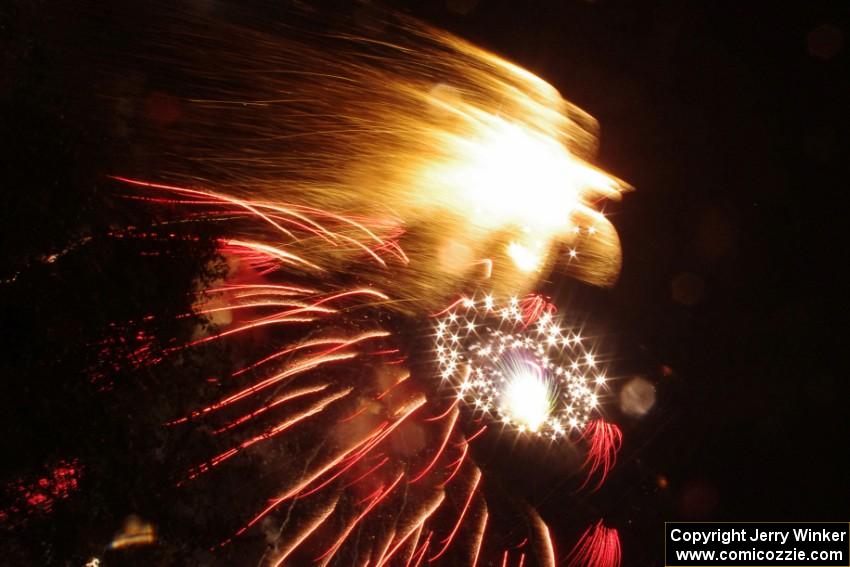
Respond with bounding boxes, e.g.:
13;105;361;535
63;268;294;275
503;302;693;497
501;369;552;432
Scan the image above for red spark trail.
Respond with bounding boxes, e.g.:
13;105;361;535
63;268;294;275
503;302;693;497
567;520;621;567
470;507;488;567
231;396;427;538
464;424;488;444
208;283;318;295
518;293;556;327
337;405;370;423
409;409;459;483
269;497;339;567
428;467;482;562
430;296;472;317
376;492;446;567
223;239;323;271
439;441;468;488
212;384;330;434
111;177;298;240
375;371;410;400
275;425;391;502
195;352;358;413
230;336;366;378
424;399;459;422
580;420;623;491
314;472;405;563
408;531;433;567
372;528;398;567
188;388;351;478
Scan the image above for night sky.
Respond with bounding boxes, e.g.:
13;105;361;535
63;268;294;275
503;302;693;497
2;1;848;566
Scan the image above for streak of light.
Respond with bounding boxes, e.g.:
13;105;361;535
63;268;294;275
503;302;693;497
190;388;351;476
470;506;488;567
315;472;405;564
580;420;623;491
377;492;446;567
428;467;482;562
566;520;621;567
409;408;459;483
269;496;340;567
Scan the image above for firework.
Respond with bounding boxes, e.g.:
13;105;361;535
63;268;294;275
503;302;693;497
109;3;629;314
94;4;634;565
432;293;623;495
111;176;623;566
434;294;608;438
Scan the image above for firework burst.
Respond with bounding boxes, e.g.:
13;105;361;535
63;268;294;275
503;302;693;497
82;3;635;565
434;294;608;438
108;176;624;566
106;2;629;314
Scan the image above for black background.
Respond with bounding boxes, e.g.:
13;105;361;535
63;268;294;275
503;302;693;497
2;1;848;565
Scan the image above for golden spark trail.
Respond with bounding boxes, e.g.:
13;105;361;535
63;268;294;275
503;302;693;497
377;492;447;567
314;472;405;564
112;3;629;313
269;496;339;567
470;506;489;567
